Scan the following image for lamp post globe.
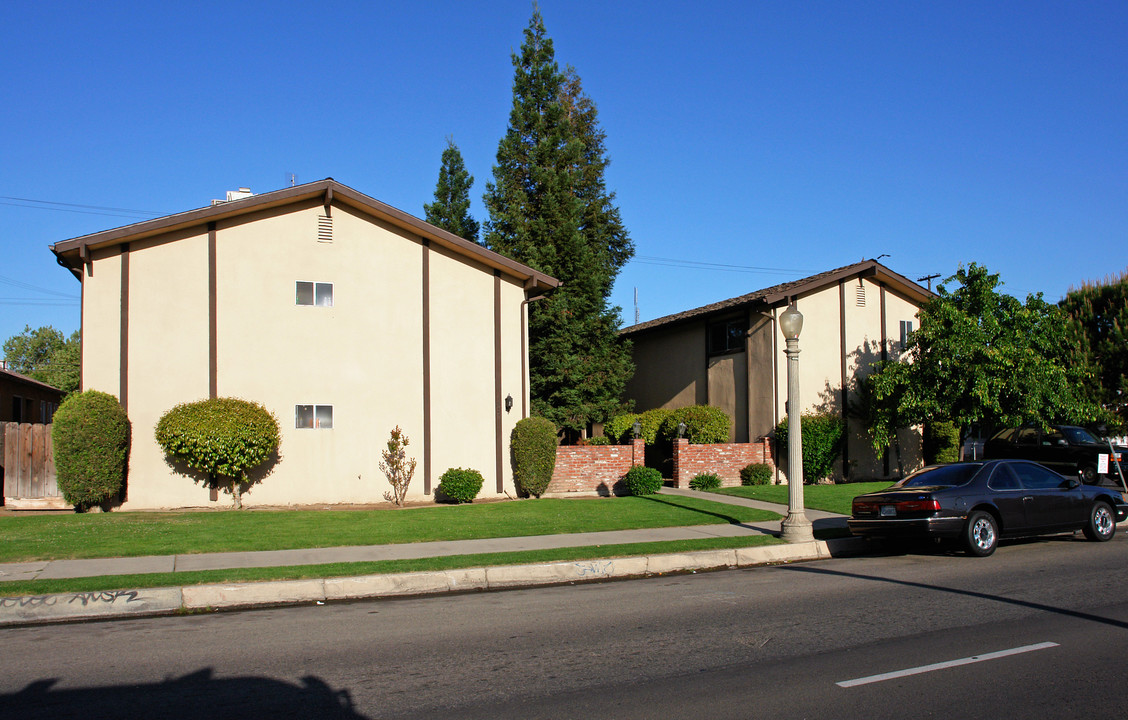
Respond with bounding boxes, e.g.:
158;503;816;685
780;303;814;543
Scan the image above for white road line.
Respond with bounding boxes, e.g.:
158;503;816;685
836;642;1059;688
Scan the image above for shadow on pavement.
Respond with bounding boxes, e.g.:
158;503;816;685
2;668;369;720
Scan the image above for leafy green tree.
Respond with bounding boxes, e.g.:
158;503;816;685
155;398;281;509
867;264;1098;449
423;137;480;243
483;9;634;437
1060;270;1128;431
2;325;80;395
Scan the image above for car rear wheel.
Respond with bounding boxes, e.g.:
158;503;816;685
964;511;998;557
1082;501;1115;542
1080;465;1098;485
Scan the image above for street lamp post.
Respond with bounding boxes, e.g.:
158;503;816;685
779;303;814;543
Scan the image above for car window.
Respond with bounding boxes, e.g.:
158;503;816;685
987;465;1021;490
1042;428;1064;446
900;464;981;488
991;428;1015;442
1015;428;1039;445
1011;463;1067;490
1061;426;1099;444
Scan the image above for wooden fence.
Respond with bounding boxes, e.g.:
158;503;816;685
1;422;70;510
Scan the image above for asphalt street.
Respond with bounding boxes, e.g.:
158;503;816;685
3;531;1126;719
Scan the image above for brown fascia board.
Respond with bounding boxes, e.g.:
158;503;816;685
621;259;936;336
50;179;560;292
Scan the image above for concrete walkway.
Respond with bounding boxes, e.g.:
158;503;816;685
0;488;860;627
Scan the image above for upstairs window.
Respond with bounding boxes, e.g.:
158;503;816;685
899;320;914;350
296;281;333;307
296;404;333;429
707;317;745;355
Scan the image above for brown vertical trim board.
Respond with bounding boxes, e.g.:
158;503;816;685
771;306;779;483
421;240;432;495
120;245;130;412
840;282;849;477
494;271;504;494
208;223;218;399
80;274;86;391
880;285;889;476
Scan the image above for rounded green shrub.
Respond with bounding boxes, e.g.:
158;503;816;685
689;472;722;490
775;412;845;483
437;467;485;503
582;435;610;446
511;416;558;498
52;390;130;509
740;463;773;486
623;465;663;495
155;397;280;509
637;408;671;444
659;405;731;444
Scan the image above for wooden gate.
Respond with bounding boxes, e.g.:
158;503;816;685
1;422;71;510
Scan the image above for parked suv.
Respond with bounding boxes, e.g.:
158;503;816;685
983;424;1126;484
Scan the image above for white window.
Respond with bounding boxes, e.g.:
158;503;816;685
900;320;914;349
296;281;333;307
296;404;333;429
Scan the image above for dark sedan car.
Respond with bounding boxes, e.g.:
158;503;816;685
848;460;1128;556
983;424;1126;484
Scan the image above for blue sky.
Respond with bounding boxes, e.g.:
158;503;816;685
2;0;1125;345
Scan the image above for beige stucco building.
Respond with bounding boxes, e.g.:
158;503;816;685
622;260;933;482
51;179;558;509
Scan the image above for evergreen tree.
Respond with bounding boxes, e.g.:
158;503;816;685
483;8;634;437
423;137;480;243
1061;269;1128;431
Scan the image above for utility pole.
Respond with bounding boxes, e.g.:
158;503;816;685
918;274;940;292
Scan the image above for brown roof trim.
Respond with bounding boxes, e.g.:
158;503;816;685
621;260;935;336
0;366;66;395
50;179;560;292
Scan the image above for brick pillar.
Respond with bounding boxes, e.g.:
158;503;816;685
631;437;644;467
673;438;688;488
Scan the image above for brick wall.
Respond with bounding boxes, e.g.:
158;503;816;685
547;438;644;496
671;437;774;488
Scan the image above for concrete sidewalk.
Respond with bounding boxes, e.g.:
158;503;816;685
0;488;862;627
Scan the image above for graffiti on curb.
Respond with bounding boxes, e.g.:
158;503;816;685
574;561;613;578
0;590;143;610
68;590;141;606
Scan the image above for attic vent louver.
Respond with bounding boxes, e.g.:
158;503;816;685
856;283;866;307
318;214;333;243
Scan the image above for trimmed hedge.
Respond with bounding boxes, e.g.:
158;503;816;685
775;412;845;483
155;397;280;509
603;413;639;445
924;421;961;464
741;463;773;486
52;390;130;509
689;472;722;490
659;405;731;444
511;416;557;498
623;465;663;495
437;467;485;503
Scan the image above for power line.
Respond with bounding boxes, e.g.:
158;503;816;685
633;255;803;275
0;195;163;219
0;275;79;299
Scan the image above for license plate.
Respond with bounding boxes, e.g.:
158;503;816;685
880;505;897;517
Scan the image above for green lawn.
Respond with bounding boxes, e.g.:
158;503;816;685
710;481;895;516
0;494;779;563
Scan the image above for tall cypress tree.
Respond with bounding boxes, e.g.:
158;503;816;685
424;137;480;243
484;8;634;437
1061;270;1128;430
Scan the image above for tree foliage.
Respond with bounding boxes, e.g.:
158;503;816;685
52;390;130;509
867;264;1098;448
483;9;634;436
511;416;557;498
1060;269;1128;431
3;324;80;395
775;412;845;483
155;398;280;509
423;137;480;243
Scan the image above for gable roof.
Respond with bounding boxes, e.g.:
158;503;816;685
50;179;560;292
622;260;935;336
0;365;65;396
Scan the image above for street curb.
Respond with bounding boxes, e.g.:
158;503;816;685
0;536;869;627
